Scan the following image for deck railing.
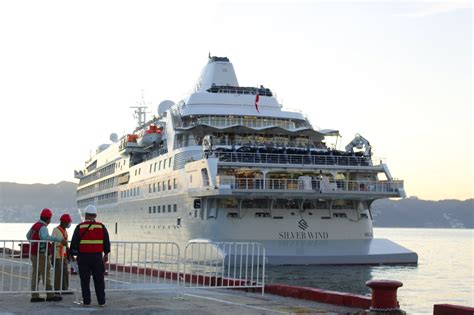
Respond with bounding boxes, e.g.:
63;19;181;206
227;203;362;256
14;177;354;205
218;177;403;194
212;151;382;167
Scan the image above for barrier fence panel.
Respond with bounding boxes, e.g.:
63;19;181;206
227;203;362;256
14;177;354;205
181;242;266;295
105;241;180;292
1;240;266;296
0;240;73;295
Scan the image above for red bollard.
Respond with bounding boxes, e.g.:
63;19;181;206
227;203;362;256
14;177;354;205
366;280;404;314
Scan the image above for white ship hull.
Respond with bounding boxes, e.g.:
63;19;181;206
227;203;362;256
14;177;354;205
82;190;417;265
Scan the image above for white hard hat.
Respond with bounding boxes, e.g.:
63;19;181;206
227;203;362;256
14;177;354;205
84;204;97;215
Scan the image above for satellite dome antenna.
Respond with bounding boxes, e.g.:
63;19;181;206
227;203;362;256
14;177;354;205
110;133;118;143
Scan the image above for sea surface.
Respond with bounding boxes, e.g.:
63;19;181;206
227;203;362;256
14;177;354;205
1;224;472;314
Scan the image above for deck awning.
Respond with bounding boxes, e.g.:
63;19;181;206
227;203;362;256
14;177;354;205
176;124;327;139
319;129;340;137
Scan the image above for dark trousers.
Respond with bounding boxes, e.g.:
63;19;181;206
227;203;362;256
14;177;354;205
78;253;105;305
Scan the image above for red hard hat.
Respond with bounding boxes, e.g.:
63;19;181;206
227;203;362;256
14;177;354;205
40;208;53;219
60;214;72;224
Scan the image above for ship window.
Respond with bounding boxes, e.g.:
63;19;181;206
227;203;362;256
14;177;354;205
173;178;177;189
227;213;238;218
162;181;166;191
153;183;156;193
153;206;156;213
148;206;152;214
163;205;166;214
361;213;368;219
163;159;166;169
173;204;177;212
168;205;171;213
157;205;161;213
193;199;201;209
177;217;181;226
154;162;157;172
168;180;171;190
149;164;153;173
137;187;140;195
148;184;151;193
158;161;162;170
168;157;172;168
157;182;161;192
333;213;347;218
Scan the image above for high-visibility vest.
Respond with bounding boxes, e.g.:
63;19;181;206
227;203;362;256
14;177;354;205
29;221;49;255
78;221;104;254
53;226;68;257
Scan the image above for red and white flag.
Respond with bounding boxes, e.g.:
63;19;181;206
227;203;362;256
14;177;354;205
255;93;260;113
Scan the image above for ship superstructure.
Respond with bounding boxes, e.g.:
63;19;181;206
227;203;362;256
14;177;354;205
75;56;417;264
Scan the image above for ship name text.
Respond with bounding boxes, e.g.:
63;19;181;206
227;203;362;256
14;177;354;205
278;231;329;240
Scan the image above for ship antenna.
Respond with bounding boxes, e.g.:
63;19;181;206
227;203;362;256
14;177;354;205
130;89;151;127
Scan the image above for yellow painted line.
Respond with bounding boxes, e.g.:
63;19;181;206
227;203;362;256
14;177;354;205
184;293;289;314
0;270;30;280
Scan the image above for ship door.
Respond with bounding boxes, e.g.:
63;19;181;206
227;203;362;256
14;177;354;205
201;168;210;187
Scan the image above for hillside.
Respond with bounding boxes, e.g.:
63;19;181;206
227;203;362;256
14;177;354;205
0;181;80;223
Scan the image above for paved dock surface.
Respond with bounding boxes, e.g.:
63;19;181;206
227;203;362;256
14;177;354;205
0;288;366;314
0;256;365;314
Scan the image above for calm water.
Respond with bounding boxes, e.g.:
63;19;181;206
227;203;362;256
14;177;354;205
1;224;472;313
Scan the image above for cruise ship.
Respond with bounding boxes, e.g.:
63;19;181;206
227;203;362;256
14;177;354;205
75;56;418;265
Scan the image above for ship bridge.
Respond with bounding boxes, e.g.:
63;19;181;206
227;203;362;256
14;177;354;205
180;55;294;119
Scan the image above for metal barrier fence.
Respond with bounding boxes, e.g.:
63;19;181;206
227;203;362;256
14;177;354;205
0;240;72;294
182;241;265;294
0;240;265;296
105;241;180;292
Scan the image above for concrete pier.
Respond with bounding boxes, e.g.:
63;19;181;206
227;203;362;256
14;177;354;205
0;287;365;314
0;257;366;314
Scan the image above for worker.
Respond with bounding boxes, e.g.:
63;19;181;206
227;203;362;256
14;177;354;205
52;214;73;294
26;208;68;302
70;205;110;307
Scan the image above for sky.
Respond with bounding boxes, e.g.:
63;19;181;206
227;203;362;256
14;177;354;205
0;1;472;201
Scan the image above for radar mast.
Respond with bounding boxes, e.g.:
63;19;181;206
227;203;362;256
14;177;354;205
130;89;151;127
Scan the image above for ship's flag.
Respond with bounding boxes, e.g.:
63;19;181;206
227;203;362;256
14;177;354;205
255;93;260;113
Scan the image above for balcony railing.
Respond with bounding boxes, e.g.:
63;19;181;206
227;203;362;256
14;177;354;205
217;177;403;195
212;151;382;167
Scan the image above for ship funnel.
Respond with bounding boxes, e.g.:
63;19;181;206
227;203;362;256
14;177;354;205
194;56;239;92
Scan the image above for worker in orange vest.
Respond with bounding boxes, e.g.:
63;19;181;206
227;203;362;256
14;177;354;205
70;205;110;307
52;214;73;294
26;208;68;302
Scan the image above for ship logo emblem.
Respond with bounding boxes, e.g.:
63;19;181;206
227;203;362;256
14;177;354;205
298;219;309;231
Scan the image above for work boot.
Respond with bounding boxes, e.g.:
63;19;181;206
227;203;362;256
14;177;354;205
30;297;45;302
46;295;62;302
